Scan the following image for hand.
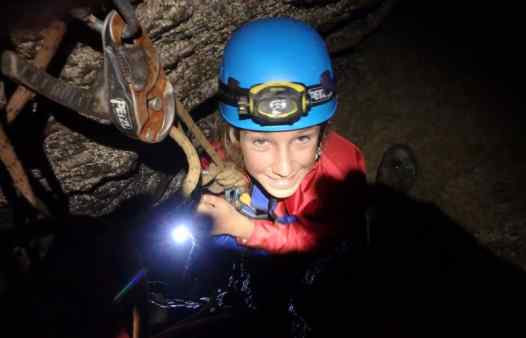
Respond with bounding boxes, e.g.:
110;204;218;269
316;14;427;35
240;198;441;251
196;194;254;239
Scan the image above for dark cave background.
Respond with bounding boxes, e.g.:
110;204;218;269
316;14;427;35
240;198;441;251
1;0;525;337
336;0;525;268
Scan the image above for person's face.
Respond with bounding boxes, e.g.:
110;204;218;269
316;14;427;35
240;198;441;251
239;126;321;199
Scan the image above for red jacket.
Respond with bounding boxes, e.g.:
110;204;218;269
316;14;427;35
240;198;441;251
241;131;366;253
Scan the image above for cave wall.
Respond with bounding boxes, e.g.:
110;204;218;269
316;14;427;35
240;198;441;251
0;0;397;220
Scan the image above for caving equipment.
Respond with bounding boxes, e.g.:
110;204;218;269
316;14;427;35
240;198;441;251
1;10;175;143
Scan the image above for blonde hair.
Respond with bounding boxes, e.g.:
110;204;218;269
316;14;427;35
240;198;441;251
209;112;245;170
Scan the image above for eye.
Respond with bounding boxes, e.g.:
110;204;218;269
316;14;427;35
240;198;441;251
296;135;312;143
253;138;269;147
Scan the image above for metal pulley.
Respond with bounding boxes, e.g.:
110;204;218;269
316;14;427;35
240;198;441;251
102;10;175;143
1;9;176;144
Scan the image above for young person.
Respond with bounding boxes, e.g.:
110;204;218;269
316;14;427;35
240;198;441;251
197;17;368;254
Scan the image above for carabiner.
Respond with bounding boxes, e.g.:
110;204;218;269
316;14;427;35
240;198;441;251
112;0;141;40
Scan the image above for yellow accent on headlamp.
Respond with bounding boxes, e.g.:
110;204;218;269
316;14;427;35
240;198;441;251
247;81;310;124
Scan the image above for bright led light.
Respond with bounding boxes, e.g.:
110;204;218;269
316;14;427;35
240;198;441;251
170;225;193;244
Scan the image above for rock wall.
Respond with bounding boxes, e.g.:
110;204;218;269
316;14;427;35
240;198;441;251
0;0;397;220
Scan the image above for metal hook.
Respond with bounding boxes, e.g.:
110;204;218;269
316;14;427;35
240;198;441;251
112;0;141;40
70;7;105;33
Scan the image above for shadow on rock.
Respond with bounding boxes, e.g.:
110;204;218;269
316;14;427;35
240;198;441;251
293;182;526;338
2;179;525;338
1;214;145;338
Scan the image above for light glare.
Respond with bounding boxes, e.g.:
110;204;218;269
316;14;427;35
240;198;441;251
171;225;192;244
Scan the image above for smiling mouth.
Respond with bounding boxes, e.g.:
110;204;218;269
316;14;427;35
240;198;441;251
270;180;295;189
267;173;300;189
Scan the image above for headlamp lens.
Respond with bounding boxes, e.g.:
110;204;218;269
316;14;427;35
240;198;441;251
257;96;298;118
250;84;305;124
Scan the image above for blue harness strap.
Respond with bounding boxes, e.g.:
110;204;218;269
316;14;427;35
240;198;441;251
268;195;298;225
251;183;270;211
211;184;297;254
250;184;298;224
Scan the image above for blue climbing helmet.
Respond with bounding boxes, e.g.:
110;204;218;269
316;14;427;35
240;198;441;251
217;17;337;132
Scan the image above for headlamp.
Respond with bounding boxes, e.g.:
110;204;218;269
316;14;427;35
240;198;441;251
218;71;335;125
243;82;309;124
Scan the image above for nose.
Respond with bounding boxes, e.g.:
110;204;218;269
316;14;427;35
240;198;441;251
272;145;293;177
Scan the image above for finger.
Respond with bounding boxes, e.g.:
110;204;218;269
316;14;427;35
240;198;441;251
199;194;212;206
201;193;224;205
196;196;216;213
195;200;210;214
207;183;224;194
199;194;230;212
